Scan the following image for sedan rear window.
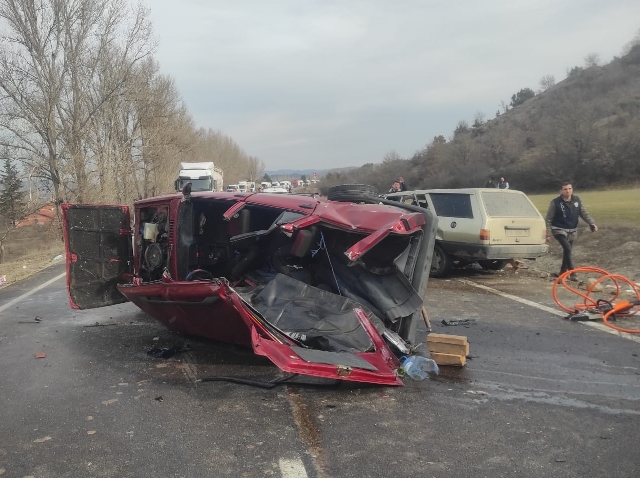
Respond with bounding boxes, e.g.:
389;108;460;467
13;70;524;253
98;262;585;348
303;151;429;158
429;193;473;218
481;192;540;217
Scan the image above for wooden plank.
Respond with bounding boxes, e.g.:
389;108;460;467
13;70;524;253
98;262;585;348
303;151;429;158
421;307;431;330
430;352;466;367
427;333;468;346
427;342;469;356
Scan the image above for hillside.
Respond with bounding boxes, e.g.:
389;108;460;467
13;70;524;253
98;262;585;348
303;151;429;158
320;45;640;195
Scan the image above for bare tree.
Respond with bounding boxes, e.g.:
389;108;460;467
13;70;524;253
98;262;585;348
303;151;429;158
584;53;600;68
0;0;155;208
246;156;265;184
191;129;254;185
539;75;556;92
382;150;402;162
87;57;196;203
473;111;485;128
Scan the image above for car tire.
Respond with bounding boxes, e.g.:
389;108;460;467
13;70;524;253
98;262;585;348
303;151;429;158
430;244;451;278
327;184;378;202
478;259;508;271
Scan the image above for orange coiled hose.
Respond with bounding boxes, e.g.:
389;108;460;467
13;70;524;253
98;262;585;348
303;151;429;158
552;267;640;334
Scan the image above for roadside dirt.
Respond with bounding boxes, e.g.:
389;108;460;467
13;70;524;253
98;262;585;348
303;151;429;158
0;223;64;287
520;224;640;283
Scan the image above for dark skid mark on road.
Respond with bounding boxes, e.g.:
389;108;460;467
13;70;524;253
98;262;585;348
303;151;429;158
287;388;330;478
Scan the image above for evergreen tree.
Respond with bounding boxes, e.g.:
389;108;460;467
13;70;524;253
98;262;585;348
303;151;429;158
0;159;26;226
510;88;535;107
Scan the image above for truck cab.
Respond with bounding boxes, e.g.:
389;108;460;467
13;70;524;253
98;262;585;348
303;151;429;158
175;162;224;192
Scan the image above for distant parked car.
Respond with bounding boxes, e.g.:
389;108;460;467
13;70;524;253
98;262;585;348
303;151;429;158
385;188;548;277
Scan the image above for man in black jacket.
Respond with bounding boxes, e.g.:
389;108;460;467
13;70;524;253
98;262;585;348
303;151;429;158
545;181;598;280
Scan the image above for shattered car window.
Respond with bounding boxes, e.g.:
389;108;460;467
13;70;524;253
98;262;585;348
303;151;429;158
272;210;306;227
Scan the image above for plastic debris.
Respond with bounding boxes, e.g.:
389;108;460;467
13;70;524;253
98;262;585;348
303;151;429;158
399;355;439;380
35;352;46;359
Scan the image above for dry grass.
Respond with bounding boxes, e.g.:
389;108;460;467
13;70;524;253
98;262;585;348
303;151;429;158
528;188;640;226
527;188;640;281
0;222;64;286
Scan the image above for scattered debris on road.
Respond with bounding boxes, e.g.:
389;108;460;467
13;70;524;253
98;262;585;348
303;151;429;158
441;318;477;327
147;343;192;359
19;316;42;324
83;322;117;328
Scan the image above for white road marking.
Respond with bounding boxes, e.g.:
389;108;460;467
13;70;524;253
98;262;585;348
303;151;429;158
0;272;66;316
279;458;309;478
459;278;640;344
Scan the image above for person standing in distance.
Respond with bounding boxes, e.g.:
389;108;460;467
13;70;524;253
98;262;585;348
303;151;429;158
498;177;509;189
387;180;402;201
388;180;401;194
397;177;407;191
545;181;598;280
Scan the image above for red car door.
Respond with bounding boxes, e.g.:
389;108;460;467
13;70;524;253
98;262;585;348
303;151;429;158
61;203;133;309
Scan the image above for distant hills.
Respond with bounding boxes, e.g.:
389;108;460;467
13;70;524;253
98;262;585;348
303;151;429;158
264;169;334;178
265;166;356;178
316;44;640;194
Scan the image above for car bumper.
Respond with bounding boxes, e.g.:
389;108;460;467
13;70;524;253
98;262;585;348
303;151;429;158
439;241;548;260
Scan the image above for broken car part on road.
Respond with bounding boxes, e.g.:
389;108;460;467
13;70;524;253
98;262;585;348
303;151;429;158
553;267;640;334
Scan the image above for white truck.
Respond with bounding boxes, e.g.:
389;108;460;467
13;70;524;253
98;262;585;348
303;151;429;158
175;162;224;192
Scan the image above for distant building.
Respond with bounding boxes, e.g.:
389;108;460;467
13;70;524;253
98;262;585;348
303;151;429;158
16;203;56;228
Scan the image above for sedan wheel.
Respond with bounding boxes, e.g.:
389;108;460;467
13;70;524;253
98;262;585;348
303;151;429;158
430;244;451;278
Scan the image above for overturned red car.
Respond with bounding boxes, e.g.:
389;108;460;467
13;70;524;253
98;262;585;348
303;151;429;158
62;185;437;386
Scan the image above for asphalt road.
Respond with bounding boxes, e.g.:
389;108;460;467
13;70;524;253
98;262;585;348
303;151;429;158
0;264;638;478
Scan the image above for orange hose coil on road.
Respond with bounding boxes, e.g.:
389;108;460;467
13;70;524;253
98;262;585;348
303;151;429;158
552;267;640;334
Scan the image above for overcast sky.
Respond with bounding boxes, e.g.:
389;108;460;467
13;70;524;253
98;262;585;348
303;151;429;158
144;0;640;171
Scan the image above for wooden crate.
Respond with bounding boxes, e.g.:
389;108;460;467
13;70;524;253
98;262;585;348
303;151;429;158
429;352;466;366
427;333;468;367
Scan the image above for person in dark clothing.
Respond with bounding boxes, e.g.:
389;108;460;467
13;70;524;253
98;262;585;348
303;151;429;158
545;181;598;281
485;178;495;188
397;177;407;191
498;177;509;189
387;180;402;201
